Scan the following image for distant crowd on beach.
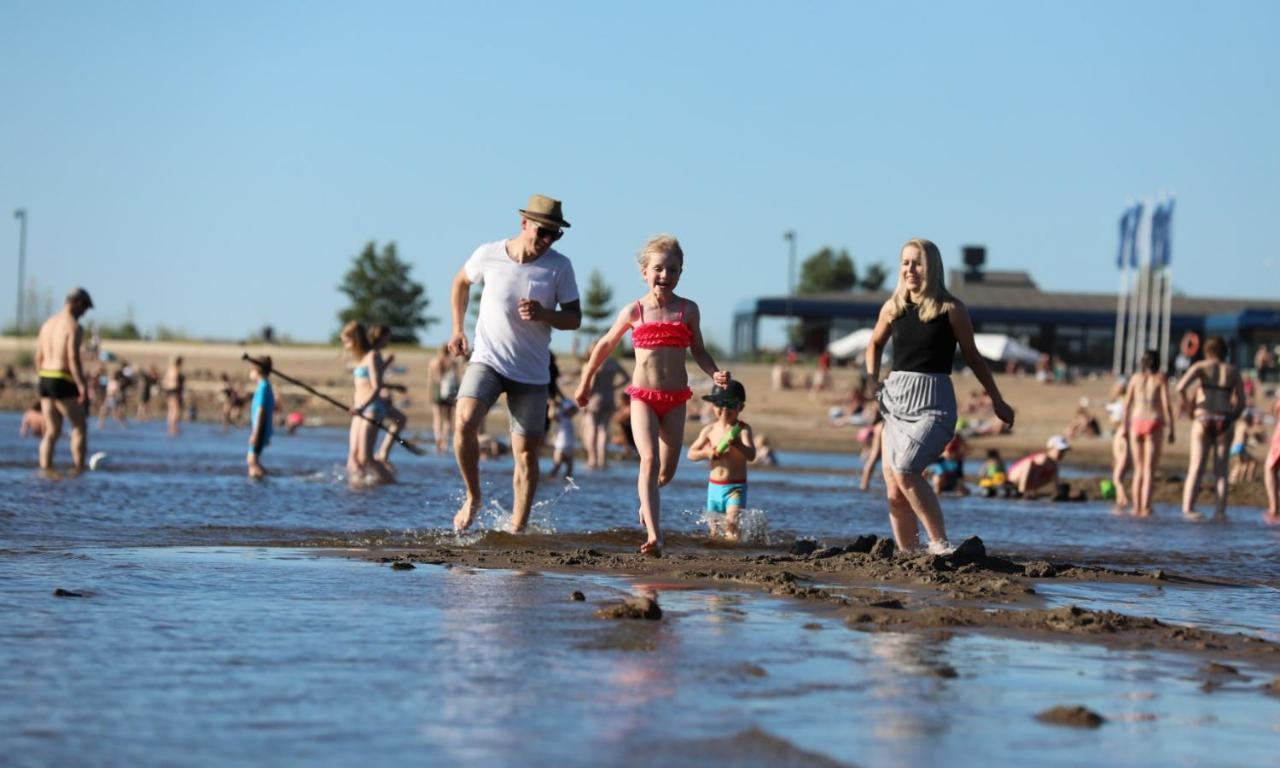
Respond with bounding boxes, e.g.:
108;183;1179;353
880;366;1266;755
15;193;1280;560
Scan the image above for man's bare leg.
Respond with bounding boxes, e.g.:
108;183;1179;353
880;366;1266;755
65;400;88;471
453;397;486;530
508;432;542;532
39;399;62;470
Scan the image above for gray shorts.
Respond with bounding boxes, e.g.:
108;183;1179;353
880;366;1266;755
457;363;549;438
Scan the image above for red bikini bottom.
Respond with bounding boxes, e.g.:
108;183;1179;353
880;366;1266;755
626;385;692;418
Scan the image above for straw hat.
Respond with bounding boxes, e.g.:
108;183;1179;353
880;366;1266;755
518;194;571;229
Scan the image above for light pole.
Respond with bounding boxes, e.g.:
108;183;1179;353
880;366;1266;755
13;208;26;335
783;230;796;347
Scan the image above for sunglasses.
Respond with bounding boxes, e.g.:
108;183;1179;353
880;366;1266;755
535;225;563;243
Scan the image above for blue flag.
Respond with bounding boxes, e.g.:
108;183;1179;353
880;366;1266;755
1117;203;1143;269
1157;200;1174;268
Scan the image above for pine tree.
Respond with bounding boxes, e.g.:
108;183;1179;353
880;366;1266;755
580;270;615;340
336;241;435;343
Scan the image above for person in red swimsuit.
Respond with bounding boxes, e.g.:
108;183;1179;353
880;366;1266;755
575;234;729;556
1122;350;1175;516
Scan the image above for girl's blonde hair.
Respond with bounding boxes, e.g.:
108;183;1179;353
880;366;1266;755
890;238;954;323
636;234;684;270
340;320;370;356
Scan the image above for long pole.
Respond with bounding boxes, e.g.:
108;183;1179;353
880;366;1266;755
13;209;26;334
240;353;424;455
1160;265;1174;372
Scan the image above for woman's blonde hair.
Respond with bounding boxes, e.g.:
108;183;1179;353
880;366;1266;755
636;234;684;270
890;238;954;323
340;320;370;356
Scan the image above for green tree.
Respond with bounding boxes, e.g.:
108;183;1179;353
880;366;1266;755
861;263;888;292
336;241;435;343
580;270;615;340
798;247;856;294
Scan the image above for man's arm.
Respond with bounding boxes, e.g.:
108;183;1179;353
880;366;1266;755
448;268;473;357
69;324;88;403
522;299;582;331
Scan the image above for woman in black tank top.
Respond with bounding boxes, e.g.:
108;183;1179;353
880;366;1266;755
866;238;1015;554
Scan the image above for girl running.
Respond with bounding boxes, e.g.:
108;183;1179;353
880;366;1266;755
574;235;729;556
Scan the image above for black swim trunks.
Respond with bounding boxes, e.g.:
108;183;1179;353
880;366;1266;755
38;375;79;400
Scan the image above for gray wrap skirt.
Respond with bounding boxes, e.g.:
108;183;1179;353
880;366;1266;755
878;371;957;475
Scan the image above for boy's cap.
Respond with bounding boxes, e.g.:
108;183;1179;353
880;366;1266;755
1046;435;1070;452
703;380;746;407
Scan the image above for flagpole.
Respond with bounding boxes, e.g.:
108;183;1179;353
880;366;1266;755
1147;203;1163;363
1113;260;1129;377
1159;197;1176;371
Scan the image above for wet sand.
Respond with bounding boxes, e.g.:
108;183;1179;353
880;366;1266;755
343;531;1280;672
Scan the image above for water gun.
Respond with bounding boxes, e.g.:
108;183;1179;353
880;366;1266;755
715;423;743;456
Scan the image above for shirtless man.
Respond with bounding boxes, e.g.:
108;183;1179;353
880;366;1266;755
34;288;94;471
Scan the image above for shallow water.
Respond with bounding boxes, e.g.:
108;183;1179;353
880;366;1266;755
4;414;1280;764
3;547;1279;767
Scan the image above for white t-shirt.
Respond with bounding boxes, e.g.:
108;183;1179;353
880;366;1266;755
465;240;579;384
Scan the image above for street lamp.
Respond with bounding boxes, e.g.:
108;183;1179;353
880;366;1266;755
13;208;26;335
783;230;796;347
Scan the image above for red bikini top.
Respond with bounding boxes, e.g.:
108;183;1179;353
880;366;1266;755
631;300;692;350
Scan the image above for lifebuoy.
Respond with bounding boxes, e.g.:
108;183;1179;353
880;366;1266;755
1180;331;1201;358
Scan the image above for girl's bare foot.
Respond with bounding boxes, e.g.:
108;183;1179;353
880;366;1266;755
639;537;662;557
1183;509;1204;521
1263;513;1280;525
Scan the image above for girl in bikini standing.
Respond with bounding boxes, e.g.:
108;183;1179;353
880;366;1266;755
340;321;394;486
574;235;729;555
1122;350;1175;516
1175;336;1244;519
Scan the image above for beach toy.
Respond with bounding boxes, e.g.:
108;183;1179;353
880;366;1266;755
1099;479;1116;500
716;423;743;455
88;451;108;471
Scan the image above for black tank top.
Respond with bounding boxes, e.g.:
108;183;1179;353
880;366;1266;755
891;303;956;374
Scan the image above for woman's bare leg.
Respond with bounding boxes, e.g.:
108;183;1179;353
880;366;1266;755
1112;430;1131;509
860;425;882;491
1183;422;1208;518
881;462;919;550
1211;437;1229;518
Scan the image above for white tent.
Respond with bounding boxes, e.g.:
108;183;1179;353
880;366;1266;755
973;333;1042;365
827;328;890;360
829;329;1038;366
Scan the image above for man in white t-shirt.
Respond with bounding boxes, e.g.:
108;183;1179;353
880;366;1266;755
447;194;582;532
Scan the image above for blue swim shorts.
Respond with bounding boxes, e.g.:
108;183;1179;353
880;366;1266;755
706;480;747;513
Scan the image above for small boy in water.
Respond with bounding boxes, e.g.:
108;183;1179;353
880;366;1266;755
546;395;578;479
688;381;756;540
247;357;274;479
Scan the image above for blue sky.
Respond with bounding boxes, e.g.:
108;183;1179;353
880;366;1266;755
3;1;1278;351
